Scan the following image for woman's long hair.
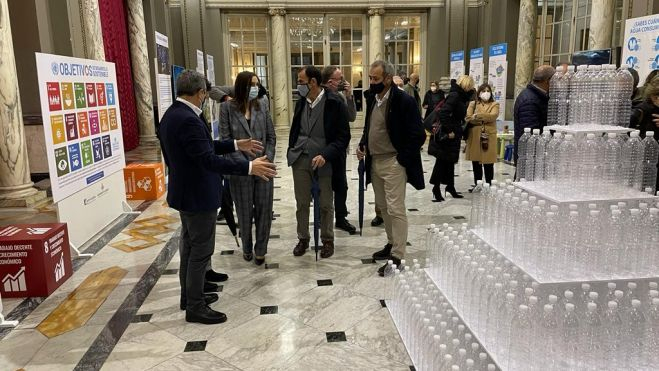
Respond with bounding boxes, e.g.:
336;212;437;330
233;71;260;114
476;83;495;103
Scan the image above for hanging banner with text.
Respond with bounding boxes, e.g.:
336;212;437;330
450;51;465;80
155;32;172;122
36;53;126;203
196;50;204;74
488;43;508;121
469;47;484;87
621;14;659;86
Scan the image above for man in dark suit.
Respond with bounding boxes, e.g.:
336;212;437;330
288;66;350;259
356;60;425;276
158;70;276;324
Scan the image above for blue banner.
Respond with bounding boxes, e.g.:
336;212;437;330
450;51;465;62
470;48;484;59
489;43;508;57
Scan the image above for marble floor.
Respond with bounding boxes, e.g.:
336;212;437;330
0;129;515;371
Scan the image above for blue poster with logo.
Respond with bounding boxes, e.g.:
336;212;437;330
622;14;659;85
68;143;82;172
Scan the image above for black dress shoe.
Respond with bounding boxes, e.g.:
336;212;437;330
216;213;225;222
372;243;392;260
185;305;227;324
378;256;404;277
205;270;229;283
255;256;266;266
204;281;220;293
335;218;357;233
180;293;219;310
371;216;384;226
243;253;253;262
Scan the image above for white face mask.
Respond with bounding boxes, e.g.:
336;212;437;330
480;91;492;101
430;86;437;92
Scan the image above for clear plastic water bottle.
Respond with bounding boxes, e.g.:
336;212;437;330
534;132;551;181
557;134;577;192
603;133;622;192
615;65;634;127
622;131;644;190
626;299;646;369
558;65;575;126
603;301;624;370
545;132;563;186
641;132;659;194
547;67;562;126
563;303;581;369
588;64;604;125
569;65;589;125
516;128;532;181
583;302;603;367
524;129;541;181
579;133;602;191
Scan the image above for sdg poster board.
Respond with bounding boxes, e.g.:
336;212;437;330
450;51;465;80
488;43;508;121
469;47;484;87
622;14;659;85
155;32;172;122
36;53;126;203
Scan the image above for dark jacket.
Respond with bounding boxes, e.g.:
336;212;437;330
288;90;351;170
631;100;659;139
158;100;249;213
513;83;549;162
422;89;446;119
436;80;472;163
360;85;426;190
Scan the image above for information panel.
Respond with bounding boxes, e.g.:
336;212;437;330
450;51;465;80
36;53;126;203
488;43;508;121
469;47;484;87
155;32;172;121
622;14;659;85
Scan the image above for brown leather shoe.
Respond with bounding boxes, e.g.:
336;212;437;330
320;240;334;258
293;239;309;256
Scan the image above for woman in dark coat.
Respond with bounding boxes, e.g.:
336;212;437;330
630;75;659;192
422;80;445;119
429;75;475;201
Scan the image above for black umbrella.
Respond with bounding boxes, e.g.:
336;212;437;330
311;172;321;261
220;178;240;247
358;158;365;236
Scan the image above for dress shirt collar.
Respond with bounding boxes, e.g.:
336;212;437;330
306;88;325;109
176;97;203;116
375;87;391;107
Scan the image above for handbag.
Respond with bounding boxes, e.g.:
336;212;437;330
480;124;489;151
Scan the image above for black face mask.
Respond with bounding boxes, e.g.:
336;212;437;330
370;82;385;94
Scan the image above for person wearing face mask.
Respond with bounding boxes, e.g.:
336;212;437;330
288;66;351;259
219;71;276;265
631;76;659;191
158;70;277;324
422;80;445;120
356;60;425;276
465;83;500;190
403;72;422;113
321;66;357;233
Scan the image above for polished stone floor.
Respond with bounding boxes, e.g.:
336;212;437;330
0;129;515;371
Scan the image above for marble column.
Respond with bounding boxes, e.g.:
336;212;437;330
589;0;616;50
79;0;106;61
127;0;158;147
0;0;45;207
368;8;385;63
269;8;290;127
514;0;537;98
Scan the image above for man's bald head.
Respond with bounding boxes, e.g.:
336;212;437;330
532;65;556;92
410;73;419;85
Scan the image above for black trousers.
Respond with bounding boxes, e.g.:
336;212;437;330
333;152;349;220
472;161;494;185
179;211;216;310
430;160;454;187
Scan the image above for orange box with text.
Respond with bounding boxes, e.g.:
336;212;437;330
123;163;166;200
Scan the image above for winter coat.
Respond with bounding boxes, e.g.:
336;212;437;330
422;90;446;119
435;80;472;164
465;100;500;164
513;83;549;163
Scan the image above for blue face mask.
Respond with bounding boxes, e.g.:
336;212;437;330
248;86;259;101
297;84;310;98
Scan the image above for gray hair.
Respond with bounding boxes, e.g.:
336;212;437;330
371;60;395;78
176;70;207;97
532;65;556;83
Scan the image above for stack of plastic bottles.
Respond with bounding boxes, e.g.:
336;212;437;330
516;128;659;196
548;64;634;128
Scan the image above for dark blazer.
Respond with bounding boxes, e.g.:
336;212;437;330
159;100;249;212
513;83;549;162
219;99;276;162
436;80;472;164
288;91;351;167
360;86;426;190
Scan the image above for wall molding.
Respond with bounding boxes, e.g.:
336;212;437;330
197;0;445;9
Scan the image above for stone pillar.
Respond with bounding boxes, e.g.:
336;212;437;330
269;8;290;127
126;0;157;146
0;0;44;207
589;0;616;50
79;0;106;61
514;0;537;98
368;8;385;63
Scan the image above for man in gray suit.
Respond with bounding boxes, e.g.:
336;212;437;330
288;66;351;258
321;66;357;234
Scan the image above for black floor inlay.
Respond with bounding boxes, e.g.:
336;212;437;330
380;300;387;308
274;186;281;189
453;216;466;220
406;242;412;246
502;172;510;175
351;178;359;180
326;331;347;342
368;201;375;205
361;258;375;264
274;198;281;201
410;366;416;371
317;279;333;286
270;235;280;239
273;213;281;217
220;250;235;255
184;341;207;352
408;208;419;212
260;306;278;315
454;174;460;177
265;263;279;269
131;314;152;323
162;269;178;275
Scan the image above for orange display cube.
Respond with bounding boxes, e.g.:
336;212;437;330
123;163;166;200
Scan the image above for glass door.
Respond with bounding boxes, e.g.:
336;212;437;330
289;15;366;112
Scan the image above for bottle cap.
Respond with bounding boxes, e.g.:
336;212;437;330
548;295;558;303
629;282;637;289
570;204;579;210
565;134;574;140
458;324;465;331
533;129;540;134
588;203;597;209
452;338;460;346
631;209;640;215
650;209;659;215
647;131;655;138
590;210;600;216
589;292;599;299
544;304;553;312
565;290;574;298
612;210;622;216
653;298;659;306
649;290;658;298
650;282;658;289
610;205;619;210
587;133;595;139
525;288;534;295
445;354;453;362
452;366;460;371
609;132;617;138
615;290;624;298
471;343;479;351
639;203;648;209
488;365;496;371
467;359;475;367
566;303;575;311
546;211;555;217
550;205;559;211
631;131;639;137
506;293;516;301
618;202;627;207
570;211;579;216
439;342;446;349
459;348;467;356
632;299;641;308
538;200;547;206
530;296;538;305
608;282;616;290
533;206;542;212
479;353;487;361
519;305;529;311
608;301;617;309
588;302;597;311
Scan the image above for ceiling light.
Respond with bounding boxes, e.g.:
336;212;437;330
230;43;239;48
401;20;409;26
